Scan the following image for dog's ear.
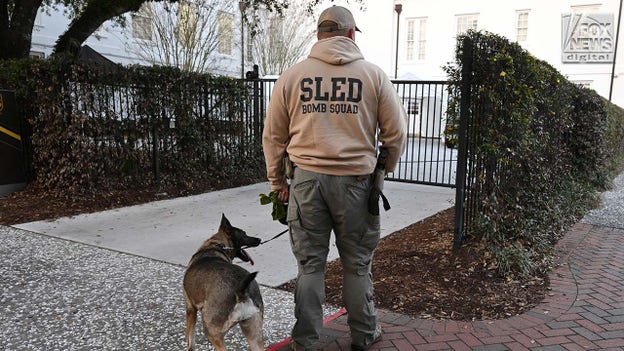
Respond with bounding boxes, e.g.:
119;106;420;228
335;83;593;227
219;214;232;232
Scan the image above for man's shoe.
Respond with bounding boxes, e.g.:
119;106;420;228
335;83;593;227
351;325;383;351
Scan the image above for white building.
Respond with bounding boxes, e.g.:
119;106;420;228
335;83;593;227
382;0;624;108
30;2;249;77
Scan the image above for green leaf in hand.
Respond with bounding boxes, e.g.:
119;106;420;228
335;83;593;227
259;191;287;221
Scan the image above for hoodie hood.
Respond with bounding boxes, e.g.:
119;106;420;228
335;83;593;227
308;36;364;65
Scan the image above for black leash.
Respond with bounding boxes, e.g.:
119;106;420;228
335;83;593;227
259;228;289;245
239;227;289;250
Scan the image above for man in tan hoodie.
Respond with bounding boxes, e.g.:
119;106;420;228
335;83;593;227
262;6;407;351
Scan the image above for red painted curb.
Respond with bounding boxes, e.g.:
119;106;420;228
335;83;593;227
265;308;347;351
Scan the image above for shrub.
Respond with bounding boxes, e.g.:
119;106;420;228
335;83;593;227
444;31;624;277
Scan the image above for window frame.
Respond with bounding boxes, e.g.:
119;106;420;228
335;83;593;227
455;13;479;35
178;0;198;45
132;4;153;41
406;17;427;61
217;10;234;55
516;10;529;42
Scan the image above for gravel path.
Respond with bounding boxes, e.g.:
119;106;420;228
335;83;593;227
581;171;624;229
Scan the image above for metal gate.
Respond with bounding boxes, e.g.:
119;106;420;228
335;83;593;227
256;78;457;188
388;80;456;187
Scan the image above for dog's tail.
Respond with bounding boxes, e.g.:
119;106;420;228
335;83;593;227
236;271;258;300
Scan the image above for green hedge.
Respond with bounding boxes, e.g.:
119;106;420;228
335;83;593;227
445;31;624;277
0;58;265;194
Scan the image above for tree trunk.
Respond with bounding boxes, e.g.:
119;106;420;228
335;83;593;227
0;0;42;60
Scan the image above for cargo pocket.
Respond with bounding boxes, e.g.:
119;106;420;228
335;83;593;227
287;191;299;224
364;214;381;250
345;178;381;252
288;178;328;274
343;178;381;276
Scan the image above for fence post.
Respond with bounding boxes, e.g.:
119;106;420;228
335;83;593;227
152;123;160;186
252;65;261;148
453;36;473;250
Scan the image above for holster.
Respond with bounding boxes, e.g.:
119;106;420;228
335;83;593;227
368;148;391;216
283;152;294;179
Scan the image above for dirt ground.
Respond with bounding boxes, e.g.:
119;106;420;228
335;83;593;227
0;184;548;321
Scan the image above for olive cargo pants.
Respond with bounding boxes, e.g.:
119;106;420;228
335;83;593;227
287;167;380;350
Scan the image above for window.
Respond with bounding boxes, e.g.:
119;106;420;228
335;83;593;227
516;10;529;42
34;9;44;28
132;4;153;41
178;1;197;46
417;18;427;60
406;20;415;61
404;98;419;115
456;13;478;34
217;11;233;55
406;17;427;61
29;51;45;59
247;27;253;62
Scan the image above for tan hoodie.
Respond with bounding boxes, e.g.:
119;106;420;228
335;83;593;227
263;36;407;191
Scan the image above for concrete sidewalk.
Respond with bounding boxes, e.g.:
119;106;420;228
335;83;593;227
14;181;454;288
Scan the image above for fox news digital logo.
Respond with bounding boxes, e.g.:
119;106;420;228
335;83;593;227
561;13;614;63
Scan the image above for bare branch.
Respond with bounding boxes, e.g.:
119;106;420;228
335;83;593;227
130;0;231;73
251;2;315;76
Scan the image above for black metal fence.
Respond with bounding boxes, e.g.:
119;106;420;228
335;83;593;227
453;37;473;249
55;67;265;187
389;81;456;187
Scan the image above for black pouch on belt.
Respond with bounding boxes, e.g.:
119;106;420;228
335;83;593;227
368;147;391;216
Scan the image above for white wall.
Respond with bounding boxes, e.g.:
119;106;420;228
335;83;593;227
351;0;396;77
391;0;624;107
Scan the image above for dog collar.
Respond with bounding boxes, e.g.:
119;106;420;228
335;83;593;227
215;243;237;251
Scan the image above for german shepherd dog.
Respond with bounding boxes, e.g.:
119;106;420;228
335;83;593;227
183;214;264;351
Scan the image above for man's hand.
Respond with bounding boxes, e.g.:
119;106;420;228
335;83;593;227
277;186;289;202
